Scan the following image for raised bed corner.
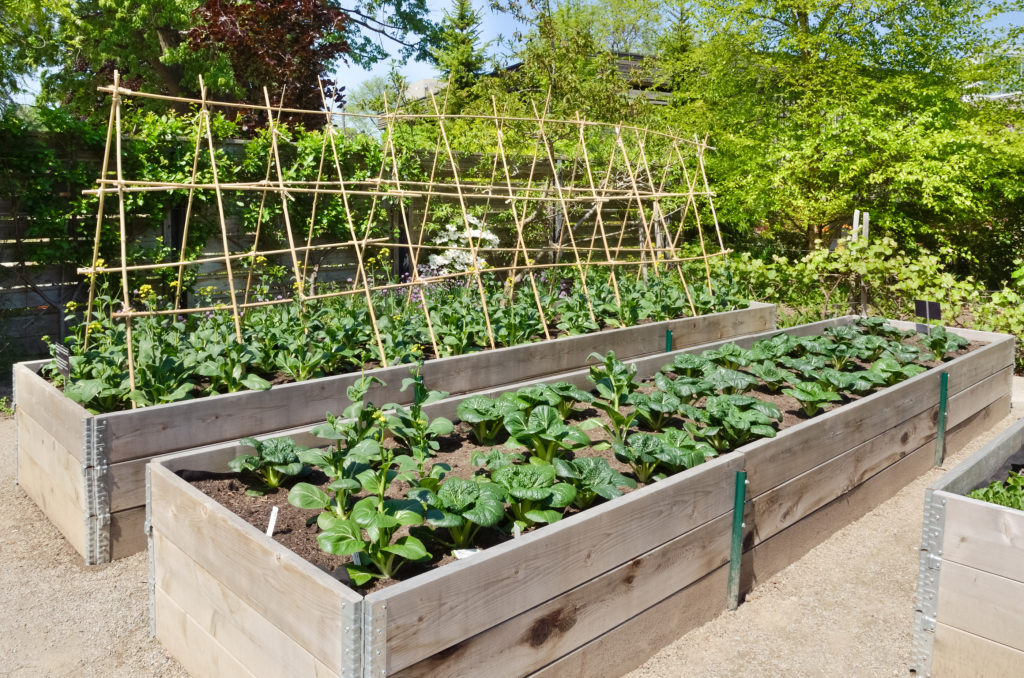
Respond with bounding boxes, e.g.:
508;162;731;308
14;302;775;564
912;416;1024;677
148;318;1014;678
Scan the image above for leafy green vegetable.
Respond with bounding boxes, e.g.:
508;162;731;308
782;382;842;417
659;428;718;473
748;333;799;362
967;471;1024;511
229;436;306;494
316;496;430;585
628;390;681;431
868;357;927;386
384;369;454;461
687;394;779;450
701;366;759;395
703;343;751;369
612;433;668;483
488;461;577;529
410;477;507;548
654;373;712;404
746;361;793;392
662;352;712;378
503;405;591;462
922;326;969;361
457;394;518;445
553;456;637;509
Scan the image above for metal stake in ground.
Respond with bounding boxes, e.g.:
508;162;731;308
727;469;748;611
934;372;949;467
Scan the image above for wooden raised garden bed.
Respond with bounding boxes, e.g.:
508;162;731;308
148;318;1014;678
912;416;1024;677
13;302;774;564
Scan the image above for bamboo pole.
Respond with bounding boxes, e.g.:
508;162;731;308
428;90;496;350
575;113;621;308
172;109;205;310
111;72;138;401
316;78;389;368
83;73;119;353
531;100;597;326
379;91;441;359
491;96;551;340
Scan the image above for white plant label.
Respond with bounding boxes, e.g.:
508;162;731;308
265;506;279;537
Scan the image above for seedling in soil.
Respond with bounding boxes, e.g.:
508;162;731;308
782;382;843;417
921;326;969;361
411;477;507;549
628;391;681;432
503;405;591;462
457;394;518;445
553;456;637;509
229;436;307;495
316;496;431;585
487;461;577;529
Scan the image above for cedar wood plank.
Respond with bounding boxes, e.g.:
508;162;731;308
391;512;734;678
371;453;745;674
932;623;1024;678
14;361;87;460
150;464;355;674
154;532;336;678
744;396;1006;590
531;396;1004;678
941;492;1024;583
15;407;87;555
154;588;258;678
529;566;731;678
110;506;147;560
936;560;1024;652
750;368;1010;544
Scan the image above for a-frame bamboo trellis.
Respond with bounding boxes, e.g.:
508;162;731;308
80;74;730;400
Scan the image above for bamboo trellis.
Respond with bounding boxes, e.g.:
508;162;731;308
81;74;730;400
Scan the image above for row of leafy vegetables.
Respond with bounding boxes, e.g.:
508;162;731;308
49;267;746;413
225;318;969;586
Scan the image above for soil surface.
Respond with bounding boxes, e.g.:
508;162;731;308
0;373;1020;677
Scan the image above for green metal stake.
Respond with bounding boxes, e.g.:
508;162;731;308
934;372;949;467
665;329;673;353
727;470;747;611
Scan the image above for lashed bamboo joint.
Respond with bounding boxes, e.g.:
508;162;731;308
84;73;729;387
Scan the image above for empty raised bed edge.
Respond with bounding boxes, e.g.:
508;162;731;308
148;317;1014;678
912;416;1024;678
14;302;774;564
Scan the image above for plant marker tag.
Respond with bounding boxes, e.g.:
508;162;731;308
513;524;522;539
353;553;362;566
452;548;482;560
53;344;71;379
265;506;278;537
914;300;941;334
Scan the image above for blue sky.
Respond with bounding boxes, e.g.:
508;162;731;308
331;0;527;92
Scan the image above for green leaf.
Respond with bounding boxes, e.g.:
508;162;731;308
287;482;330;510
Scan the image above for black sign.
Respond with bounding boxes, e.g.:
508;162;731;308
914;300;941;320
914;300;941;334
53;344;71;379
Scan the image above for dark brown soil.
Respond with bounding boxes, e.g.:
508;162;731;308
186;337;985;594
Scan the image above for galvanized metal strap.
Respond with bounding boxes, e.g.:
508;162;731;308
363;599;387;678
83;417;111;565
911;489;947;676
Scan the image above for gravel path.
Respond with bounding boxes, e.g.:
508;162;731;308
1;381;1021;677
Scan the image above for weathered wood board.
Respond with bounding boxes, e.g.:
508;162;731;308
16;303;774;563
147;319;1013;677
912;416;1024;677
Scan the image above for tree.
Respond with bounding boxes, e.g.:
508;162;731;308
187;0;350;110
429;0;488;91
0;0;70;111
37;0;439;118
663;0;1024;285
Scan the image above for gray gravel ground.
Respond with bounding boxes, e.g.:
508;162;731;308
1;379;1021;677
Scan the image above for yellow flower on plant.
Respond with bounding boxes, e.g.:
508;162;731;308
64;301;79;311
